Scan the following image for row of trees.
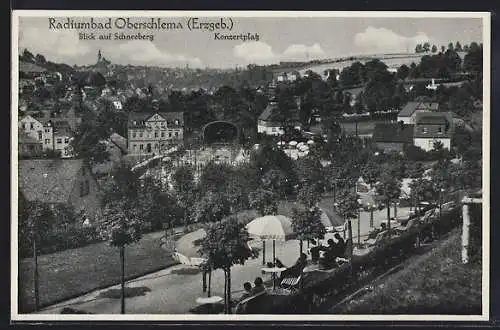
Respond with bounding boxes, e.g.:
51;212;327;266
414;41;481;54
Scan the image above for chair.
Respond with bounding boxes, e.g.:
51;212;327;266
280;275;302;289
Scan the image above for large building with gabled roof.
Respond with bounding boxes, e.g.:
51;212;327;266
127;112;184;155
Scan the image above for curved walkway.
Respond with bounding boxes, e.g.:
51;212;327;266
39;208;410;314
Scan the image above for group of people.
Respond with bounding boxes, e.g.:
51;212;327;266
238;277;266;301
310;233;347;267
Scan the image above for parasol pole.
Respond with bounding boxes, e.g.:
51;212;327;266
273;239;276;290
262;240;266;265
272;240;276;265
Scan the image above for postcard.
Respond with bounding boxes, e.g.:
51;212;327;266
11;10;490;322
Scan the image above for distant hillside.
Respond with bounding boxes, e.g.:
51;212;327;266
19;48;75;75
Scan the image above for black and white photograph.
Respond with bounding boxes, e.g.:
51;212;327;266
11;11;490;321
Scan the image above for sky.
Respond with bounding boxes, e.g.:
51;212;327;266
16;14;484;69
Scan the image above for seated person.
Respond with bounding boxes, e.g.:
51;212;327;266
240;282;253;300
366;223;387;240
274;258;286;268
280;253;308;278
333;233;346;257
309;240;323;263
321;239;339;268
251;277;266;294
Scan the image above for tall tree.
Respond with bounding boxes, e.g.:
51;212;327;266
409;178;437;211
291;206;326;254
100;197;143;314
172;165;196;227
396;64;410;81
375;173;402;235
192;191;231;224
199;218;255;313
18;199;52;311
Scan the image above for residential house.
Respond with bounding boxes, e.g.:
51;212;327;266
52;120;74;158
397;101;439;124
413;112;453;151
127;112;184;155
18;114;54;150
18;132;43;158
372;122;414;153
257;99;302;136
19;109;79;157
18;159;101;226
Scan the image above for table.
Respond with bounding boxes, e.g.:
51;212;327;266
262;267;287;289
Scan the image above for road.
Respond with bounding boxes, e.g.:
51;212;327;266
38;208;410;314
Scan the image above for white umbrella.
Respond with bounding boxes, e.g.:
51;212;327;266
246;215;295;266
289;140;298;146
307;140;315;145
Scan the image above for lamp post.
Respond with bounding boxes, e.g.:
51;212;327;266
438;188;445;238
357;199;362;248
368;203;374;228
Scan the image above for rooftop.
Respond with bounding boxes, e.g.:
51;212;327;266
128;112;184;127
398;101;439;118
373;123;414;144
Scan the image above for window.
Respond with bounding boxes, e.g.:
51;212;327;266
139;132;143;138
30;123;34;129
175;131;179;137
169;132;172;138
44;139;50;144
155;131;159;138
421;127;427;134
438;126;443;134
132;131;136;138
38;131;42;140
161;132;165;138
64;138;69;144
272;127;277;132
45;128;49;133
154;144;158;149
56;138;62;144
22;123;26;129
133;144;137;151
175;120;179;125
140;144;144;150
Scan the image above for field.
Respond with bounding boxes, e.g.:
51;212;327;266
18;230;177;313
337;229;482;314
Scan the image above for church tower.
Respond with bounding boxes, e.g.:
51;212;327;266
97;49;102;63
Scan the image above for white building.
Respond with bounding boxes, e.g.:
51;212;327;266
413;112;453;151
127;112;184;155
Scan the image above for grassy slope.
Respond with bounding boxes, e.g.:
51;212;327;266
338;229;482;315
18;230;176;313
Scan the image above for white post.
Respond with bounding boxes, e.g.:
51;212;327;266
462;203;470;264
